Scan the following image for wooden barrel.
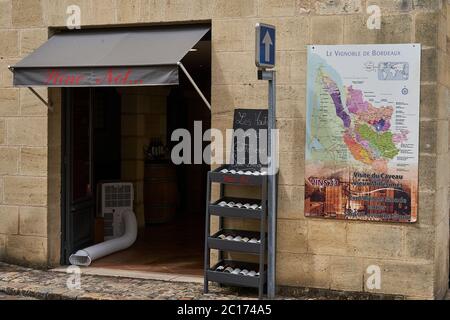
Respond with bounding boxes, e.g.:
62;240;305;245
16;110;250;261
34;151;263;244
144;163;178;224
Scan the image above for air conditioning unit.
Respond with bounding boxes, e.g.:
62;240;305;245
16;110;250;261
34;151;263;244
100;182;134;240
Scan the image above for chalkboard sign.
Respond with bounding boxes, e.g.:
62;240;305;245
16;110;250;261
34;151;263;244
231;109;268;170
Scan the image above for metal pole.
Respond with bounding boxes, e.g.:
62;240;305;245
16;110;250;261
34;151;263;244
268;71;278;299
177;62;211;110
259;69;277;299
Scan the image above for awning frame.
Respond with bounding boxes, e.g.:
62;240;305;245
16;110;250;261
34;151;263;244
8;66;54;111
8;63;211;112
177;62;211;110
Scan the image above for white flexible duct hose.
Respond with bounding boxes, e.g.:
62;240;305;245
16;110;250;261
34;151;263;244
69;210;138;266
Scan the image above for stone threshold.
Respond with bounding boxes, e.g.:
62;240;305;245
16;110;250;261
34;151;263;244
50;266;204;284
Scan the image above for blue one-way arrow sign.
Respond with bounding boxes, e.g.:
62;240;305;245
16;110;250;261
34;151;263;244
256;23;276;68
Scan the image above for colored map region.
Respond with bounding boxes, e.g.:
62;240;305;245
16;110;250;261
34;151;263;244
308;62;408;170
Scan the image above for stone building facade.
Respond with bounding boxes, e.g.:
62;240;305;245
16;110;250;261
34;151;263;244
0;0;449;299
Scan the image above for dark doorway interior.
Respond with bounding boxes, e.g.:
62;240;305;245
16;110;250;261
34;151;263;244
62;33;211;277
62;87;121;262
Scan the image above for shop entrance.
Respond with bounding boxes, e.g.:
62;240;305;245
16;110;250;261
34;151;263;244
61;35;211;277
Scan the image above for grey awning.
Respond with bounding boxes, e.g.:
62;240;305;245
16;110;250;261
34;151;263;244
11;25;210;87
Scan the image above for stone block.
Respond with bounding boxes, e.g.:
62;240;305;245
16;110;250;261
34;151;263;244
419;120;437;154
277;85;306;119
87;0;117;25
212;19;253;52
7;117;47;147
44;0;86;27
0;0;11;28
363;259;434;298
412;0;442;10
19;206;47;237
277;252;330;289
347;223;403;259
0;88;19;116
12;0;44;27
6;235;47;266
330;256;364;292
437;51;448;87
278;118;305;153
116;0;141;23
312;16;344;44
0;234;5;258
437;10;447;52
404;225;435;260
20;28;48;57
307;219;347;255
261;17;310;51
418;154;437;192
3;176;47;206
159;0;212;21
0;205;19;234
367;0;413;12
434;219;450;298
278;151;304;186
419;84;438;120
417;190;435;226
0;177;3;203
20;147;47;176
20;88;48;116
277;51;307;85
0;30;19;58
211;85;242;115
277;219;308;254
278;184;305;220
258;0;297;17
434;186;449;225
436;119;448;155
0;119;5;145
213;0;256;18
421;49;437;82
0;147;19;175
140;0;178;22
212;52;256;85
437;84;450;121
315;0;363;15
415;12;438;47
436;154;449;191
344;14;412;44
45;0;115;27
0;58;18;88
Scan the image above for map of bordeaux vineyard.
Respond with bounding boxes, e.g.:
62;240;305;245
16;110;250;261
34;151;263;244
305;44;421;223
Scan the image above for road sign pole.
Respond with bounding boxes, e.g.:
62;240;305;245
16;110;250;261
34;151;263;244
256;23;277;299
258;68;277;299
268;70;277;300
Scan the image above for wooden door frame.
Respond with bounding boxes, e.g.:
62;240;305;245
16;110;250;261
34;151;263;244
61;87;95;264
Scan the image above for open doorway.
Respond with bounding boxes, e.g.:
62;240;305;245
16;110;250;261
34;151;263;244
62;31;211;277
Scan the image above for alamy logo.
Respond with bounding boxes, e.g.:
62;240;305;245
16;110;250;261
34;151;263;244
366;265;381;290
66;5;81;30
367;5;381;30
66;265;82;291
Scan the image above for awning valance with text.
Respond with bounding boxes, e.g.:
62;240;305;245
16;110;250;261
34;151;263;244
11;25;210;87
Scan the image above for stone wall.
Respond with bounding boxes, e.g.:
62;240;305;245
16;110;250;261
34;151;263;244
0;0;448;299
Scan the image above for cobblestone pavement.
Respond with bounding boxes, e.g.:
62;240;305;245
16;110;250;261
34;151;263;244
0;292;36;300
0;263;288;300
